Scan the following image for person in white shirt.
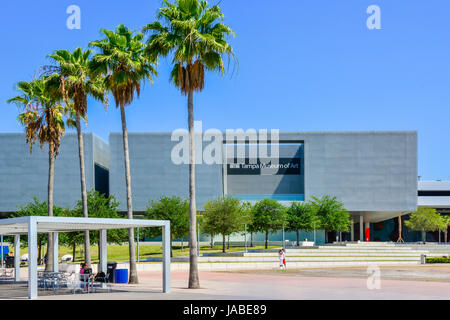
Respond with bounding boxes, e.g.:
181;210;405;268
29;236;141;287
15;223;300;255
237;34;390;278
278;249;286;269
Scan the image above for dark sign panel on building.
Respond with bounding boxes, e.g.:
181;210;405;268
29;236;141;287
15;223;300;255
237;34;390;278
227;158;301;175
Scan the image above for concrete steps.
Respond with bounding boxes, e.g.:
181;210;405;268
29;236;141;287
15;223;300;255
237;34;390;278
198;256;420;262
243;253;422;257
138;242;450;272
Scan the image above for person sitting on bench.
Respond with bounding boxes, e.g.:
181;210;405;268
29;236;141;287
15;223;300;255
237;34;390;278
80;263;94;292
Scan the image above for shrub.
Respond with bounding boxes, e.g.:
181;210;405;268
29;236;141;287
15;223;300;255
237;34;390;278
426;257;450;264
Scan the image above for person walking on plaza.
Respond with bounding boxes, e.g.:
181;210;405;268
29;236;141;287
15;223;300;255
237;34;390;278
278;249;285;269
282;248;287;269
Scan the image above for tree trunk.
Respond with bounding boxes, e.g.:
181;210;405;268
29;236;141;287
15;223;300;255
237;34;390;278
227;235;230;250
296;230;300;247
38;240;42;265
76;113;91;268
187;90;200;289
210;235;214;248
250;233;253;247
445;231;448;243
119;104;138;284
422;230;426;243
98;238;101;262
170;237;173;258
46;142;55;271
222;234;226;253
265;231;268;249
73;244;76;263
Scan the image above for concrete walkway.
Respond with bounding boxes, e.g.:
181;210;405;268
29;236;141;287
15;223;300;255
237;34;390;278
29;265;450;300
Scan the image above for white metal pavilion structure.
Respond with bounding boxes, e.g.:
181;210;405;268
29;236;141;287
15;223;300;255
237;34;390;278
0;216;171;299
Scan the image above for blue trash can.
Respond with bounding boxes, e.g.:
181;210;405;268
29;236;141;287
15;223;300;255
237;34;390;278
114;269;128;283
0;246;9;264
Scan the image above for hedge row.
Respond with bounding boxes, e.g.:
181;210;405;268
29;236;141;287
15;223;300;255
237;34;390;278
426;257;450;264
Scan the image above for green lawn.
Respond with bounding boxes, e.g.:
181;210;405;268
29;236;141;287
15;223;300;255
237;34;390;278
18;244;278;264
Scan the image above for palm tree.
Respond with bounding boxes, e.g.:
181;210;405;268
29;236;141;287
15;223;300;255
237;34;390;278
7;76;66;271
47;47;107;268
89;24;157;284
144;0;235;289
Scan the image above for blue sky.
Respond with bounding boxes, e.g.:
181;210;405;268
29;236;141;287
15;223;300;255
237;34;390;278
1;0;449;180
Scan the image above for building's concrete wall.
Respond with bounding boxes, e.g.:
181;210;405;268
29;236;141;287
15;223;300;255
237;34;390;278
0;133;106;212
93;135;110;170
286;131;418;213
418;180;450;210
109;133;223;212
109;131;417;218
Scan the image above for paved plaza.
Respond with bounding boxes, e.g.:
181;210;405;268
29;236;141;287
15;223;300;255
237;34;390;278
2;265;449;300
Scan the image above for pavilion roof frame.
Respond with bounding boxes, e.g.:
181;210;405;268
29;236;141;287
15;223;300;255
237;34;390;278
0;216;168;235
0;216;171;299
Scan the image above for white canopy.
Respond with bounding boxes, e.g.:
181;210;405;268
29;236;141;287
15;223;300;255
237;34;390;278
0;216;171;299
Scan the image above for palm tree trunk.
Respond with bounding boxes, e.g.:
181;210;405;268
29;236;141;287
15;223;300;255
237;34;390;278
38;240;42;265
46;142;55;271
76;113;91;267
188;90;200;289
119;104;138;284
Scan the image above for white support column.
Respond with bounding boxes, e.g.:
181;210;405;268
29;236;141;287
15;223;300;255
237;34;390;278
137;227;140;263
1;235;3;268
99;230;107;273
351;220;355;242
14;235;20;282
28;218;38;299
162;223;171;293
359;216;364;242
52;233;59;272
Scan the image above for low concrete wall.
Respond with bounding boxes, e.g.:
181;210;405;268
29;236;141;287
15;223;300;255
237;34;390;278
95;260;419;273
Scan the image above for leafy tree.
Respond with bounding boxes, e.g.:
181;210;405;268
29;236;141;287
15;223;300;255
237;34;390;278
47;47;107;267
89;24;157;284
74;190;126;258
252;199;288;249
144;0;235;289
59;208;84;262
144;196;190;257
405;207;446;242
15;198;64;264
310;195;351;243
8;76;66;270
202;197;244;253
286;202;319;246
